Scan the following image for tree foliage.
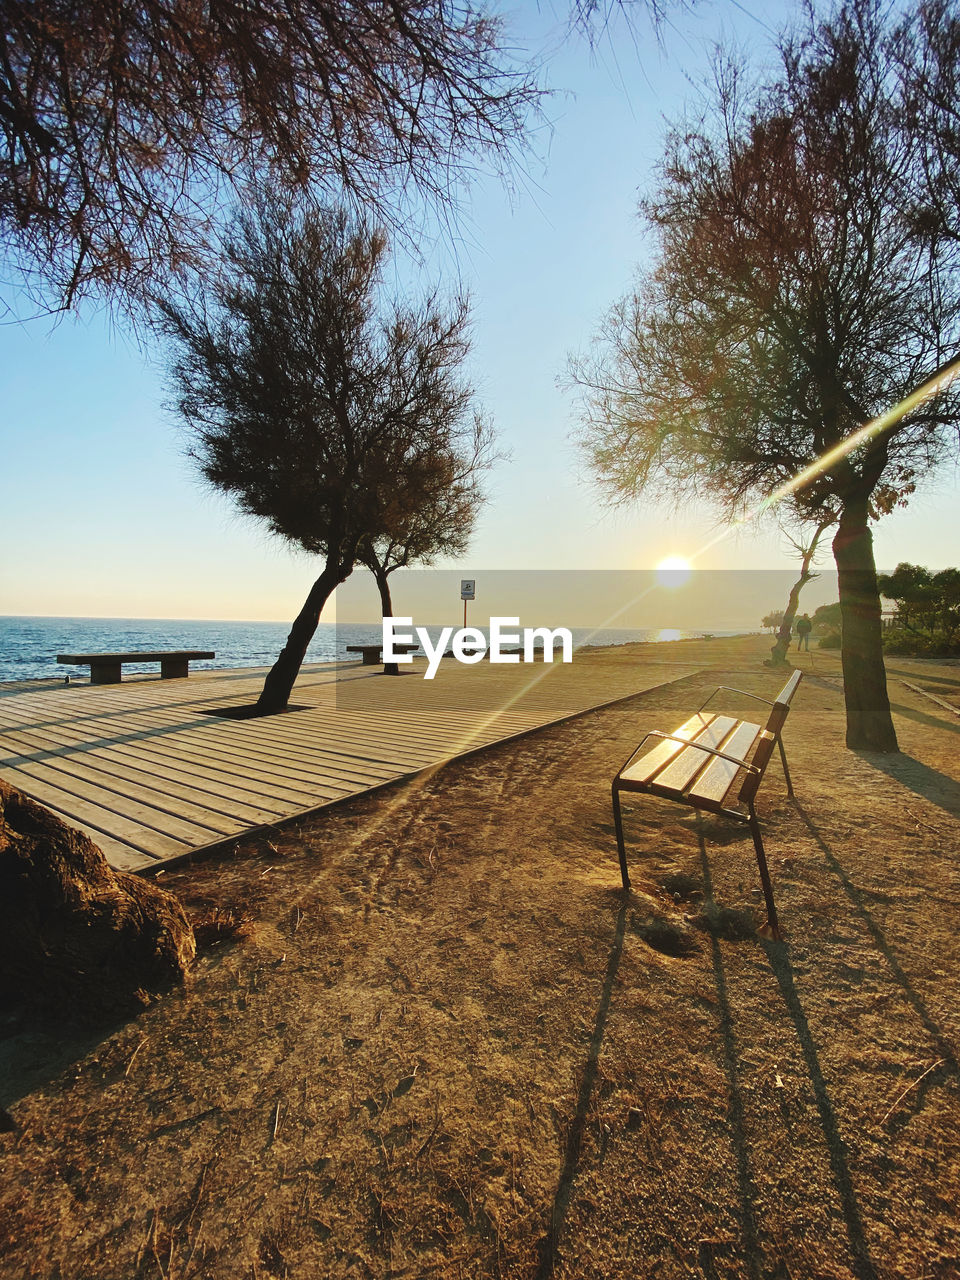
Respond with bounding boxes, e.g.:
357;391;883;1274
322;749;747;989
159;199;490;711
570;0;960;750
1;0;542;311
879;561;960;648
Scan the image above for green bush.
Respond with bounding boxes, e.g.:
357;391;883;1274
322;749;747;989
817;631;842;649
882;627;960;657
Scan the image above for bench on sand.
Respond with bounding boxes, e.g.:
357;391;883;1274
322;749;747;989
346;643;419;666
57;651;215;684
611;669;802;940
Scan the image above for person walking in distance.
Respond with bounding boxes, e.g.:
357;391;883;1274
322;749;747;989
796;613;813;652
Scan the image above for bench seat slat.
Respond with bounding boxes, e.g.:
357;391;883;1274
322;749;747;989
646;716;745;795
686;720;762;807
620;714;740;790
619;712;715;785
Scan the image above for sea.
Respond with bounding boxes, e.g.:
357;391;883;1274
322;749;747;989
0;616;743;685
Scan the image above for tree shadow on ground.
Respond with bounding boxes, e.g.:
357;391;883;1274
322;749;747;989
0;1009;129;1113
883;663;960;689
854;751;960;819
760;940;879;1280
886;700;960;738
792;801;958;1091
535;896;628;1279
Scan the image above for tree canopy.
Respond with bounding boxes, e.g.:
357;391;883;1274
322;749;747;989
879;562;960;648
0;0;681;314
159;199;491;712
570;0;960;750
1;0;542;311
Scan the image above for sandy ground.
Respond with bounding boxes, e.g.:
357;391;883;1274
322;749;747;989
1;634;959;1280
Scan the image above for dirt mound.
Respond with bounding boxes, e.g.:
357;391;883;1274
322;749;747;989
0;781;195;1019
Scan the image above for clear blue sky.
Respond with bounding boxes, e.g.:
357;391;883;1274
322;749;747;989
1;0;957;622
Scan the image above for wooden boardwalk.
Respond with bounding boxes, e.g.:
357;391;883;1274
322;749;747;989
0;653;698;872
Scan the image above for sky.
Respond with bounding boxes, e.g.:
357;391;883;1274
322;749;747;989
1;0;958;624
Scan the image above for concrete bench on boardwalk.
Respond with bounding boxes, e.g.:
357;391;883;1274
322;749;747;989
346;644;419;666
57;651;215;684
611;669;802;940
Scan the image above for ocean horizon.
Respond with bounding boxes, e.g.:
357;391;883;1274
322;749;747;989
0;615;753;684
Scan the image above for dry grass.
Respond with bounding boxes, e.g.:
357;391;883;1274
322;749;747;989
1;636;959;1279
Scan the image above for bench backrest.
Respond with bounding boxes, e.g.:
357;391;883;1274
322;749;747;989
737;669;802;804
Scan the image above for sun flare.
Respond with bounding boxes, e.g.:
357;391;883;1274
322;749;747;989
655;555;693;588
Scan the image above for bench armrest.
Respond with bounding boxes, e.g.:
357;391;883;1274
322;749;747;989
697;685;776;714
617;729;761;780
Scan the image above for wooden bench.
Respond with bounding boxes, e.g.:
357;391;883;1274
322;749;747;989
611;670;802;940
346;644;419;666
57;651;215;684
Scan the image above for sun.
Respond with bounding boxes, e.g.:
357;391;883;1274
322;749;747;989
655;555;693;588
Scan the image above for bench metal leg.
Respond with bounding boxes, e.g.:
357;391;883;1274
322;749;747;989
777;735;794;798
160;658;189;679
612;783;630;891
748;805;781;941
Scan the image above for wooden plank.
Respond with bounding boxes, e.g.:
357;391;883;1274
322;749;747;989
686;720;762;806
0;766;189;860
7;758;226;845
3;744;245;836
619;713;719;786
0;723;291;824
645;716;741;795
775;668;804;706
0;716;352;801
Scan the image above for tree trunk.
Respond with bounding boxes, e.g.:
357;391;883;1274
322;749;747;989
769;575;809;666
256;560;345;713
833;500;899;752
375;568;399;675
768;518;831;666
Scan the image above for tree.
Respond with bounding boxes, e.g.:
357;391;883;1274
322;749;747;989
159;200;489;713
767;514;836;666
0;0;681;315
878;562;938;631
358;416;496;672
813;602;843;641
878;562;960;647
571;0;960;751
762;611;785;633
1;0;542;312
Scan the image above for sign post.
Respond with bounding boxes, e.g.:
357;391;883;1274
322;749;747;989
460;578;475;629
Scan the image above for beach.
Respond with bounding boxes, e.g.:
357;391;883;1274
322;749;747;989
1;633;959;1279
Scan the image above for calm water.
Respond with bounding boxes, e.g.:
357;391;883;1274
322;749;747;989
0;616;735;684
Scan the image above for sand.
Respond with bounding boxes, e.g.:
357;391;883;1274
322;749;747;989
1;634;959;1279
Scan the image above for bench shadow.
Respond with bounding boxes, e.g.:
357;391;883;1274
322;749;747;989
535;896;628;1279
854;751;960;820
696;818;880;1280
694;826;763;1280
